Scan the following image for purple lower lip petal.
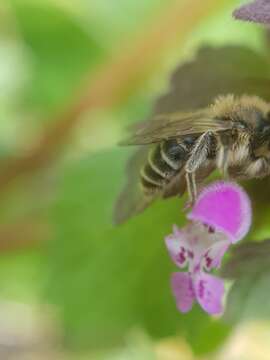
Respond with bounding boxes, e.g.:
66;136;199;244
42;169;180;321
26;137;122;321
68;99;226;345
194;272;225;315
171;272;195;313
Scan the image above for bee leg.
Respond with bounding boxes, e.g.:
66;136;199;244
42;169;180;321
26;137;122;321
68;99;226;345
185;131;215;205
218;146;229;178
185;172;197;206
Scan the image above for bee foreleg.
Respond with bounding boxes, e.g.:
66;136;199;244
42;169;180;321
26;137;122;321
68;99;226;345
185;172;197;205
217;145;229;178
185;131;215;204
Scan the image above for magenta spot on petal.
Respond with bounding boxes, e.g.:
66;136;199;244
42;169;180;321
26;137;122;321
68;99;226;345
203;224;215;233
194;273;225;315
205;256;212;269
176;247;187;265
198;280;205;299
177;252;186;265
188;250;194;259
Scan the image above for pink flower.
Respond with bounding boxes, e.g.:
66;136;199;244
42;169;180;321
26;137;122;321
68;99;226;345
165;181;251;315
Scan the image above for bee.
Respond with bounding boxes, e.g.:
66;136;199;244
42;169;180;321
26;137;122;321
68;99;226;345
114;94;270;224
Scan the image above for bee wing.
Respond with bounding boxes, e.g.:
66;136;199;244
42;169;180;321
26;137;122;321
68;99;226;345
113;147;159;224
120;110;231;145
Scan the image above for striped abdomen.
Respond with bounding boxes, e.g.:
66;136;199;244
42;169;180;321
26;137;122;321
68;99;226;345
140;136;197;194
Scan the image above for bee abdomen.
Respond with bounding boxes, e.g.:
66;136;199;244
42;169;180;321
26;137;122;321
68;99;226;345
140;144;169;194
161;139;189;170
140;137;196;194
140;163;164;187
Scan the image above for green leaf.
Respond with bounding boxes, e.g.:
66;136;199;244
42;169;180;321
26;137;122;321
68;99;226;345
47;149;230;354
223;240;270;324
154;45;270;115
9;0;104;115
0;250;44;303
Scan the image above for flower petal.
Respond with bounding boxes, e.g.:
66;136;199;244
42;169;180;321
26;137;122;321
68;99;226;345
171;272;195;313
188;181;251;243
202;240;229;271
194;272;224;315
233;0;270;25
165;225;193;268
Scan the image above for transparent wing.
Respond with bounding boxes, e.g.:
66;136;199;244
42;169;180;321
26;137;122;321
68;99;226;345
120;110;231;145
113;147;159;224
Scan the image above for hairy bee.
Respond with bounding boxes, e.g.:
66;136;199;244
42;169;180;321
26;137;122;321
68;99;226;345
114;94;270;224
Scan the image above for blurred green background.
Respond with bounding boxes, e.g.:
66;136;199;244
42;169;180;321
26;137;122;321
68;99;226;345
0;0;270;359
